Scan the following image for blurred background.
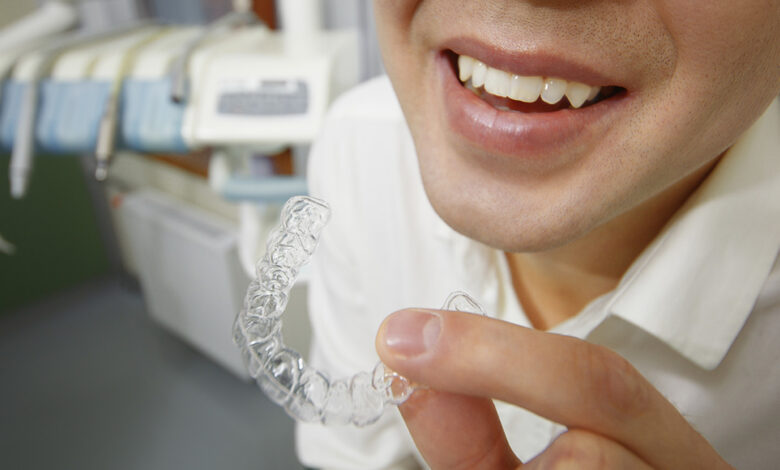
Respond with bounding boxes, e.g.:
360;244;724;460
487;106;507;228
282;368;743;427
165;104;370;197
0;1;382;468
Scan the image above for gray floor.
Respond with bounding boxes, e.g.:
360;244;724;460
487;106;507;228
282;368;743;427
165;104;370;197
0;277;305;470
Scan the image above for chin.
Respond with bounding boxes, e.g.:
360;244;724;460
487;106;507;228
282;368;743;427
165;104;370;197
420;168;600;254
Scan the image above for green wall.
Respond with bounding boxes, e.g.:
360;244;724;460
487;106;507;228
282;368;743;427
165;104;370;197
0;154;110;314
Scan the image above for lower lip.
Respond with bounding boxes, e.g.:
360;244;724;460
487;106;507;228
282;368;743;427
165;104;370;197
437;53;628;167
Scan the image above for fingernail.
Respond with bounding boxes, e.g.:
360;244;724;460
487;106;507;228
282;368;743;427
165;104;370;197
383;309;441;358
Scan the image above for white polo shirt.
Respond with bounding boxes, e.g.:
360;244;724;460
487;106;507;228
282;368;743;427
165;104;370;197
296;77;780;469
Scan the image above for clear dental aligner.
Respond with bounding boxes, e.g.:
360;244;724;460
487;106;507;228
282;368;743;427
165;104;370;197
232;196;485;427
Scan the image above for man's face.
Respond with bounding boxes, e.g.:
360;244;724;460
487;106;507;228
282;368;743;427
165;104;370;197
374;1;780;252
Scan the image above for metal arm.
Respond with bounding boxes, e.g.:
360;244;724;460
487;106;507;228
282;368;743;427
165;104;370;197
94;27;169;181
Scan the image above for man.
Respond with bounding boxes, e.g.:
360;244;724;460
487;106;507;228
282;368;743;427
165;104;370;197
297;1;780;468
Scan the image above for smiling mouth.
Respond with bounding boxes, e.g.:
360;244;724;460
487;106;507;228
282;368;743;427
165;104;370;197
447;51;625;113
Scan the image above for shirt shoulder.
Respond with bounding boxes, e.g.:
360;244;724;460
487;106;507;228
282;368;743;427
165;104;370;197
327;75;405;122
307;74;467;315
308;75;416;209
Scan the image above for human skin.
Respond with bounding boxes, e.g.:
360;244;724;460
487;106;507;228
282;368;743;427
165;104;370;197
372;0;780;467
373;0;780;326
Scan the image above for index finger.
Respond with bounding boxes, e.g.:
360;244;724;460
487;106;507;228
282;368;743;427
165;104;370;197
376;308;728;469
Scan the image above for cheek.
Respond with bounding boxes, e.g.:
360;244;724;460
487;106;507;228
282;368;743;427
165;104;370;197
657;1;780;119
373;1;431;116
650;1;780;188
373;0;425;63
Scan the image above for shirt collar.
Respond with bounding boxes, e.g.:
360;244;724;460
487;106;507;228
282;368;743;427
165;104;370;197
609;99;780;370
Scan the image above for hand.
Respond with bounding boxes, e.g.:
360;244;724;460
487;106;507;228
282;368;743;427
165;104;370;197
375;308;733;469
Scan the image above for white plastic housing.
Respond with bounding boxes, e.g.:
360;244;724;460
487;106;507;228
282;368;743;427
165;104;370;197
120;189;252;379
181;28;359;148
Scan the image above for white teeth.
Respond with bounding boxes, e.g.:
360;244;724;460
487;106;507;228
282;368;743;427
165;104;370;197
457;54;604;109
565;81;591;109
458;55;475;82
471;60;487;88
484;67;512;98
541;78;567;104
587;85;601;101
509;75;543;103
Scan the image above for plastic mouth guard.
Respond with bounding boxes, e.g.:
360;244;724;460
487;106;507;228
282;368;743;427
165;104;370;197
233;196;485;426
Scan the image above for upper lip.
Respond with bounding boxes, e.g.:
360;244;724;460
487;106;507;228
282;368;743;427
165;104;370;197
441;36;627;88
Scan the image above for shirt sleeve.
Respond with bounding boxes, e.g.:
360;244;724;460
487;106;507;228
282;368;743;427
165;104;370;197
295;100;420;470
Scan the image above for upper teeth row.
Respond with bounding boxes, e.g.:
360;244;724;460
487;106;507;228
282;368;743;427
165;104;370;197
458;54;601;109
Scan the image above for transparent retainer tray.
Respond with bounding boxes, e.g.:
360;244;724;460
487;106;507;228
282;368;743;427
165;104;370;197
232;196;484;426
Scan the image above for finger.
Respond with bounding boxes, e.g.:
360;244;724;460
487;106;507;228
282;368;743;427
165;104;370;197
526;429;652;470
376;309;728;469
399;388;520;470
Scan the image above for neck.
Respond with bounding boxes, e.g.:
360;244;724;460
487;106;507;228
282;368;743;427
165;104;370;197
505;159;719;331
